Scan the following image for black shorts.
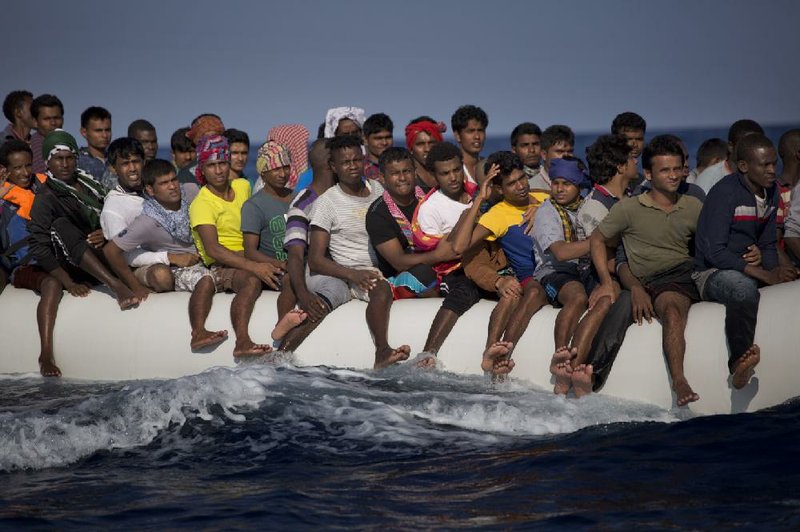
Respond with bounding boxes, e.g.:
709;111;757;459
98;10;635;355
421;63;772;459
540;267;598;307
643;261;700;303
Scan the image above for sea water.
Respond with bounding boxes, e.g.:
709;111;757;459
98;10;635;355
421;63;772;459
1;364;799;528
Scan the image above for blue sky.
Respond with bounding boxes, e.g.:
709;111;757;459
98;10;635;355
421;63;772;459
3;0;799;143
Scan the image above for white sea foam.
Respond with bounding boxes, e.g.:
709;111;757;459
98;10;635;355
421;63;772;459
0;364;679;472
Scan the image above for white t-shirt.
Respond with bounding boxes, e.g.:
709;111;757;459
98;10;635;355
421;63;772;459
416;190;472;236
309;181;384;269
101;186;168;266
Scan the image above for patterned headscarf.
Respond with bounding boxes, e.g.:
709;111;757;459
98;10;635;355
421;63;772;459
42;129;79;162
187;115;225;144
268;124;309;189
255;141;292;176
324;106;365;138
404;120;446;151
195;135;230;183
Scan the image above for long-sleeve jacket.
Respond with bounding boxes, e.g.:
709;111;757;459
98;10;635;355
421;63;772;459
28;180;101;273
695;172;779;272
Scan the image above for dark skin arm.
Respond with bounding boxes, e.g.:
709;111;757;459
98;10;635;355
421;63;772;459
374;237;458;272
617;262;653;325
308;227;380;291
242;232;287;287
285;243;327;321
195;224;281;290
588;229;618;309
548;239;590;262
103;240;151;301
451;168;498;255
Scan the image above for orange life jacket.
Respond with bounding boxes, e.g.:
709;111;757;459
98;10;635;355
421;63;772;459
0;173;47;220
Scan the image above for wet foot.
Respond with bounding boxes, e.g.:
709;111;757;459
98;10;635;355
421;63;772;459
550;346;573;395
233;340;273;358
572;364;593;398
191;329;229;351
732;344;760;389
673;377;700;407
480;341;514;375
414;352;438;369
39;356;62;378
374;345;411;369
271;309;308;341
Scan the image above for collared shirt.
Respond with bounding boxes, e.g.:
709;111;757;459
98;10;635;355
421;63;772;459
527;165;551;191
77;147;109;183
598;192;703;283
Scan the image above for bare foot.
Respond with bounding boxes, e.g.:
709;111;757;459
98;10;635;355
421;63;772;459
191;329;229;351
39;356;62;378
550;346;573;395
233;341;273;358
415;352;438;369
481;341;514;373
572;364;593;398
732;344;760;389
271;309;308;341
374;345;411;369
673;377;700;407
114;285;140;310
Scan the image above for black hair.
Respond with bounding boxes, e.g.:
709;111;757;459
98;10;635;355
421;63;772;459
30;94;63;120
778;128;800;160
451;105;488;133
80;106;111;128
728;119;764;146
3;90;32;123
540;125;575;151
378;147;413;173
127;119;156;137
735;134;774;163
107;137;145;166
696;138;728;168
611;112;647;135
585;134;632;185
170;127;194;152
510;122;542;146
363;113;394;137
483;151;523;183
142;159;176;188
642;135;685;171
0;139;33;167
316;122;326;140
326;135;363;156
409;115;436;125
425;141;462;172
223;128;250;147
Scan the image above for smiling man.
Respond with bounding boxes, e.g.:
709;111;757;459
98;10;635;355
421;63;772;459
590;136;704;407
694;134;799;390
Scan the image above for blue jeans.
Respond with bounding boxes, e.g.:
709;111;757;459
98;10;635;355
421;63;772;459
702;269;760;372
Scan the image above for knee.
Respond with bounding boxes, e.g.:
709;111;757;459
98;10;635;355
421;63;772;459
146;265;174;292
41;275;63;296
370;280;392;302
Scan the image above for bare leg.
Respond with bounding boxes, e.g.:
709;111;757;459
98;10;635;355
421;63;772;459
368;281;410;369
553;281;587;350
501;281;547;348
731;344;760;389
570;295;613;366
38;275;64;377
229;270;271;357
78;249;139;309
654;291;698;407
276;275;297;320
189;276;228;350
145;264;175;292
422;308;459;355
486;293;519;348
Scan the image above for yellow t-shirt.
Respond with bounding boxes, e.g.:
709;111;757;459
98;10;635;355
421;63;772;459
189;178;252;265
478;191;550;241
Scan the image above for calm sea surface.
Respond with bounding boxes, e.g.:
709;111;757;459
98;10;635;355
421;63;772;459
2;125;799;528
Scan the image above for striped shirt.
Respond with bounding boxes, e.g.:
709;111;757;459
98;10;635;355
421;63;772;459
283;188;319;250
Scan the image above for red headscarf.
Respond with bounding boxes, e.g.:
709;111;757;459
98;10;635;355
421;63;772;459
405;120;446;151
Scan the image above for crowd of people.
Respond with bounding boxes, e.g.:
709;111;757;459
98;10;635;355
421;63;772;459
1;90;799;407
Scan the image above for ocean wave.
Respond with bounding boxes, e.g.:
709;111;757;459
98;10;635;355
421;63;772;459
0;364;678;472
